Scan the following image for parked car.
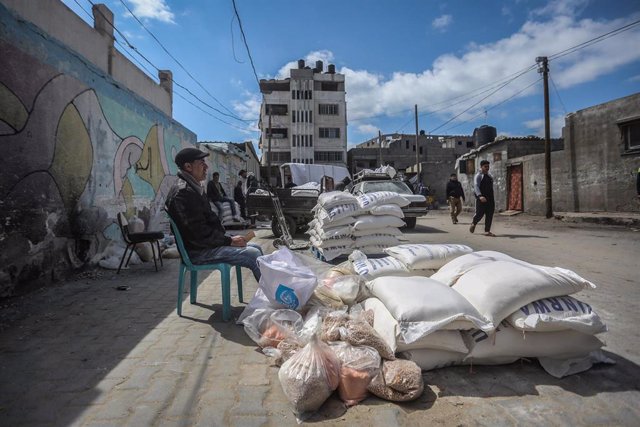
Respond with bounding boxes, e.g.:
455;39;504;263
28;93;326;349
349;173;428;229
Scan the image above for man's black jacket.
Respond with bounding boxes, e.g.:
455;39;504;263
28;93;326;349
207;180;227;203
446;180;465;200
166;172;231;252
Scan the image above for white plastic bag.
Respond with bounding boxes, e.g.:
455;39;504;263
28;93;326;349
257;248;318;310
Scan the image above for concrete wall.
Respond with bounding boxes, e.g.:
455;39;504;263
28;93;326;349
200;143;249;195
0;1;196;296
564;93;640;212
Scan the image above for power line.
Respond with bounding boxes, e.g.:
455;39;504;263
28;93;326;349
442;77;542;133
83;0;257;127
549;74;567;115
117;0;246;122
231;0;260;88
230;15;245;64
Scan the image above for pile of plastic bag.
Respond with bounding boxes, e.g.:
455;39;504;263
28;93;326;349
307;191;410;261
239;247;425;421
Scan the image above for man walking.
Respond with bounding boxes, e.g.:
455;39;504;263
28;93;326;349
470;160;496;237
446;173;465;224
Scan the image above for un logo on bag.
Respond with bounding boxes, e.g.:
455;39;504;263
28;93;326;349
275;284;299;309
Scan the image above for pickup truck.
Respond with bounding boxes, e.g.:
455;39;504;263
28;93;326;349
349;172;428;229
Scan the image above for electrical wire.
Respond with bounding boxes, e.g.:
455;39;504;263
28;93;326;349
549;74;568;115
117;0;247;122
231;0;260;88
230;14;245;64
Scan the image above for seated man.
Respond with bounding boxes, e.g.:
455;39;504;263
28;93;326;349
284;176;297;188
207;172;241;222
166;148;263;280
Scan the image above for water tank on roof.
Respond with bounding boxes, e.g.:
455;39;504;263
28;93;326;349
473;125;497;146
298;59;305;69
327;64;335;74
315;60;323;72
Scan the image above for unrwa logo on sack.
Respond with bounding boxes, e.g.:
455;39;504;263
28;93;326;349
275;284;300;309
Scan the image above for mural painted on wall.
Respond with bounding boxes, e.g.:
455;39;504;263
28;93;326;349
0;40;193;295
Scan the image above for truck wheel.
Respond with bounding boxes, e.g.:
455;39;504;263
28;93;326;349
404;217;417;229
271;216;297;237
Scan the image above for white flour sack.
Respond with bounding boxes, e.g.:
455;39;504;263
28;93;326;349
352;256;409;280
384;244;473;270
352;227;402;237
356;191;410;209
317;203;361;222
351;215;405;231
367;276;492;344
400;349;465;372
430;250;522;286
369;204;404;218
462;322;604;363
257;248;318;310
355;234;401;248
506;295;607;335
452;261;596;328
318;191;358;209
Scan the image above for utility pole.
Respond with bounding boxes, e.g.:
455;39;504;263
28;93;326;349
378;130;383;166
536;56;553;218
415;104;420;183
267;109;272;186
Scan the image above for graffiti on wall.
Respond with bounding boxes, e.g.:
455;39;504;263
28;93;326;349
0;40;193;295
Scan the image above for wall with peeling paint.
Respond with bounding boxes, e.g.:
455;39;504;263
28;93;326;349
0;2;196;296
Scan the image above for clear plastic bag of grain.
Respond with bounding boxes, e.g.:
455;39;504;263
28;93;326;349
329;342;381;406
278;334;341;419
263;337;303;366
367;359;424;402
243;309;303;348
339;318;396;360
320;310;351;342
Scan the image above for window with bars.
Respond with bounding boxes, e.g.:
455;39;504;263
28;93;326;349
319;127;340;138
620;119;640;152
319;104;339;115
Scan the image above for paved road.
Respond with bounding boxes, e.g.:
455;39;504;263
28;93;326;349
0;210;638;426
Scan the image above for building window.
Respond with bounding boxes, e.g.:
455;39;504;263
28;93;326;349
266;104;287;115
319;127;340;138
314;151;344;162
319;104;339;115
267;151;291;163
493;152;502;162
405;141;409;150
466;141;474;148
419;147;423;155
321;82;339;91
266;128;288;139
620;119;640;152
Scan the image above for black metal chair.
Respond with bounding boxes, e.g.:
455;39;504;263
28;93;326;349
116;213;164;274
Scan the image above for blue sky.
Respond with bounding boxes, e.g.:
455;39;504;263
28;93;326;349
61;0;640;151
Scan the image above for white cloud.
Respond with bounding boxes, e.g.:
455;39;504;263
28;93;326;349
524;114;566;138
356;124;379;135
339;11;640;128
432;14;452;31
232;91;261;135
531;0;589;18
275;50;335;79
127;0;175;23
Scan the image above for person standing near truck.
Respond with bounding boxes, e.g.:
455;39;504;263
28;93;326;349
470;160;496;237
446;173;465;224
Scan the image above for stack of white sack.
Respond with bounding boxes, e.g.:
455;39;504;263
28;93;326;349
351;191;411;255
307;191;361;261
399;250;612;378
209;201;244;225
351;243;473;280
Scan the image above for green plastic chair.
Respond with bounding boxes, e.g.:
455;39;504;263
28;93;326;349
166;215;243;321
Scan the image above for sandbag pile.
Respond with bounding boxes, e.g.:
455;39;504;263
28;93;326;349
364;250;611;378
308;191;411;261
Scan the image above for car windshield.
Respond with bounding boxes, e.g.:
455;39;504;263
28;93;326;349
361;181;413;194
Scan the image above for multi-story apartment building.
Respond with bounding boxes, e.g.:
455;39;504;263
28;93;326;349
259;59;347;169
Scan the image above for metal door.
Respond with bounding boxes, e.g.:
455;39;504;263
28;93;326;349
507;164;523;211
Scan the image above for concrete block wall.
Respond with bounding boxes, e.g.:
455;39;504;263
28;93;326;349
0;1;196;296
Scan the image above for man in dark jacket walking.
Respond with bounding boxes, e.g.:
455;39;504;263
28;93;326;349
445;173;465;224
470;160;496;237
165;148;263;280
